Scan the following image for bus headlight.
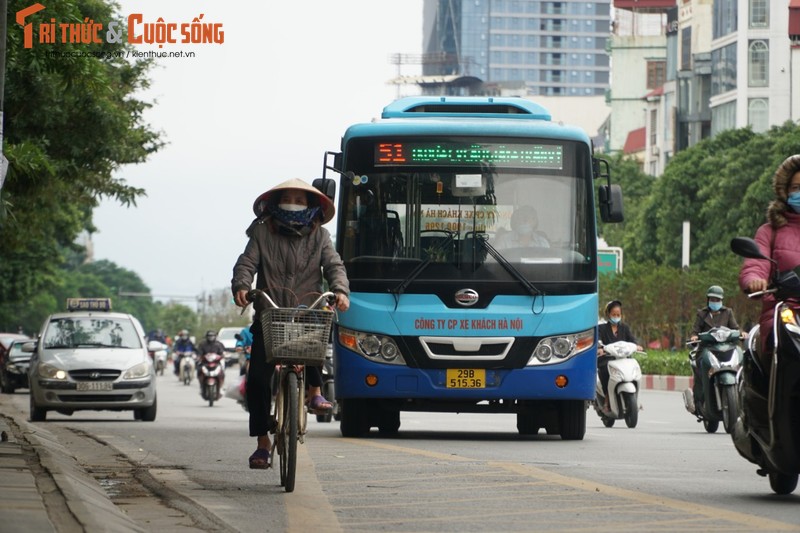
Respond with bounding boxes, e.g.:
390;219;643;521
339;327;406;365
528;328;595;366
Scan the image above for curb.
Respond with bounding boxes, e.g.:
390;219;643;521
642;374;693;392
26;423;147;533
7;412;146;533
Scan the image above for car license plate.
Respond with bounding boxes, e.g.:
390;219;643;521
77;382;113;391
446;369;485;388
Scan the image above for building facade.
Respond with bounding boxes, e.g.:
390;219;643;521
639;0;800;176
422;0;612;96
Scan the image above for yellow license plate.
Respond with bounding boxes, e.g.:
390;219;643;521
446;369;485;388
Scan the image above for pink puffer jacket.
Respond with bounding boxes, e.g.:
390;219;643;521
739;213;800;330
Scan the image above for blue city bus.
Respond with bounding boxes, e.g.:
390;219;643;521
316;96;623;440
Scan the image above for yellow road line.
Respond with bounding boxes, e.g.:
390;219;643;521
339;438;799;531
285;444;343;533
493;461;799;531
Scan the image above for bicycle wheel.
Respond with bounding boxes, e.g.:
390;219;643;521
280;371;299;493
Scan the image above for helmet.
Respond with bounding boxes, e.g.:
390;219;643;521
179;329;189;338
706;285;724;299
206;330;217;339
605;300;622;317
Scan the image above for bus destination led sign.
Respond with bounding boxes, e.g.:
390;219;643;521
375;141;563;169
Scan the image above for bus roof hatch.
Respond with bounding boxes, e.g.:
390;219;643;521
382;96;552;122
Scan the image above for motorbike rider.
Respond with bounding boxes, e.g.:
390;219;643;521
688;285;740;412
197;329;226;397
235;326;254;376
738;154;800;438
597;300;642;412
173;329;195;376
740;155;800;368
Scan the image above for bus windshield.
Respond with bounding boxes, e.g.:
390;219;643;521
337;138;595;288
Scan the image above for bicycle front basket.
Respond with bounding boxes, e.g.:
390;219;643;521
260;307;334;365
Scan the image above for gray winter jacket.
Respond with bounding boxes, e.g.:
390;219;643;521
231;219;349;307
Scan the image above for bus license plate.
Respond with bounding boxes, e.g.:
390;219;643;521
77;382;113;391
446;369;485;388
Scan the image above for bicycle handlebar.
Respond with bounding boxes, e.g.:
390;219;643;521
246;289;335;311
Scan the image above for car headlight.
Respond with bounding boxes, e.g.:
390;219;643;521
37;363;68;380
123;362;151;379
528;328;595;366
338;327;405;365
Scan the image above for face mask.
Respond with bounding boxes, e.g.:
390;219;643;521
709;301;722;312
279;203;306;212
609;317;621;324
516;223;533;236
272;205;321;228
788;192;800;213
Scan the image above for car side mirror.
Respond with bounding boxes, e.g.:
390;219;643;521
21;341;37;353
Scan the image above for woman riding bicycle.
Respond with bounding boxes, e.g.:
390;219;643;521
231;178;350;469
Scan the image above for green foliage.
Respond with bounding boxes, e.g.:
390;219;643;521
160;304;199;338
597;121;800;351
620;122;800;266
0;0;163;312
596;153;654;250
637;350;692;376
599;255;761;349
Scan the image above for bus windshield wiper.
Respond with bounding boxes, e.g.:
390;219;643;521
392;231;457;299
477;235;544;303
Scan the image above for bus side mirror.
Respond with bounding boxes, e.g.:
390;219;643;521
599;184;624;223
313;178;336;202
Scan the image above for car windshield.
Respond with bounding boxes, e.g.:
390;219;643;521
217;329;239;341
43;317;142;349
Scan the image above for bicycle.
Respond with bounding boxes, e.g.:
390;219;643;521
247;289;336;492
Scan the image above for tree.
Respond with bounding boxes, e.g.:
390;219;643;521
160;303;199;339
596;153;654;250
0;1;163;323
622;122;800;267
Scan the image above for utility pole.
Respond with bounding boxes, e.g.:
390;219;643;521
0;0;9;199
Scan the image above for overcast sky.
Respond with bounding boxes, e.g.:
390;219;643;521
92;1;422;306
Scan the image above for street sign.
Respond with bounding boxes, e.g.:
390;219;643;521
598;247;623;274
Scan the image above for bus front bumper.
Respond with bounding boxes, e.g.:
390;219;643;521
334;349;595;401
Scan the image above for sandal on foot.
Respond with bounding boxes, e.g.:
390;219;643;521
248;448;270;469
308;394;333;412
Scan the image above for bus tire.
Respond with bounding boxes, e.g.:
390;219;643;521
340;399;371;437
516;412;540;435
378;409;401;436
558;400;586;440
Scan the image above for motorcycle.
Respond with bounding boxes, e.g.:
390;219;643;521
198;351;225;407
682;326;742;434
146;340;168;376
594;341;643;428
730;236;800;495
316;343;339;423
176;351;196;386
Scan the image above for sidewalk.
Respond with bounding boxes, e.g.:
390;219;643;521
0;412;145;533
0;375;689;532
